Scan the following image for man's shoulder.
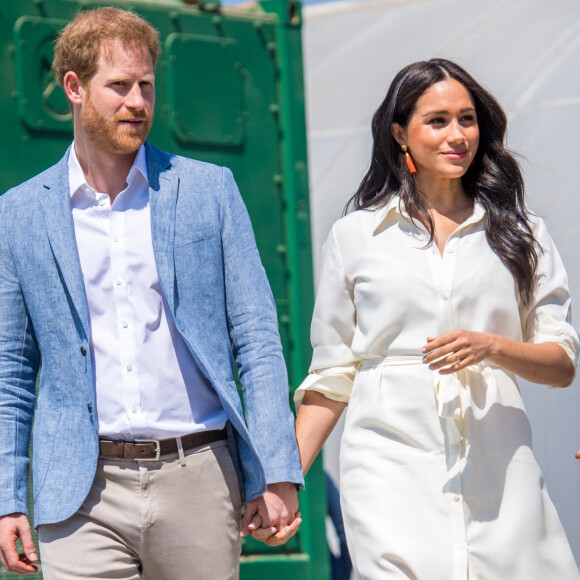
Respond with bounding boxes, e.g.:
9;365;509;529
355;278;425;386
147;143;226;176
0;153;67;208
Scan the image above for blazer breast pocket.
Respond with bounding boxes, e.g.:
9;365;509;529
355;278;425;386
174;224;217;248
174;224;222;281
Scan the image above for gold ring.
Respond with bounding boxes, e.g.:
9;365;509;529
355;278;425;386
455;355;461;364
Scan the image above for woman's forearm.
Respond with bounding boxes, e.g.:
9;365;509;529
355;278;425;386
486;336;575;388
295;391;347;475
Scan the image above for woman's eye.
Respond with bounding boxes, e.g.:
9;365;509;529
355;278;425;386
428;117;445;125
461;115;477;124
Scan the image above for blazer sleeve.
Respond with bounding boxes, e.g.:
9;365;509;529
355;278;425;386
219;168;303;488
0;199;41;517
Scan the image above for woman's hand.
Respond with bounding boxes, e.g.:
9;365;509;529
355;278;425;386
422;330;495;374
422;330;574;387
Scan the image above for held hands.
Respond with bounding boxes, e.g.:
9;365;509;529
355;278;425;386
240;482;301;546
0;513;38;575
422;329;493;374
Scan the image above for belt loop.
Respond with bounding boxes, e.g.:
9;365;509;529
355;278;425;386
176;436;186;467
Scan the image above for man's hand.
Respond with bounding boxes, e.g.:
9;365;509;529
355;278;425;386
240;482;301;546
0;513;38;575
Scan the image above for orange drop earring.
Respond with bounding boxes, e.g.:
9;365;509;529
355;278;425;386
401;145;417;174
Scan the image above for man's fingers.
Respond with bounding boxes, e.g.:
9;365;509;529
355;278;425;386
240;502;258;537
18;521;38;564
249;526;278;541
264;516;302;546
247;514;262;532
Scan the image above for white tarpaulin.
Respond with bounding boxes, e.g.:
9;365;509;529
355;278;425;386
303;0;580;565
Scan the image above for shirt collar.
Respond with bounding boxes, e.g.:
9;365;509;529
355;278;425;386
68;143;148;200
372;194;486;234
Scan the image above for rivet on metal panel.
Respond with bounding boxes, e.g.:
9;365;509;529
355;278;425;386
253;21;263;30
170;55;177;63
276;245;287;254
22;135;30;143
8;45;15;54
19;40;26;48
280;314;291;324
266;42;277;53
37;120;44;128
234;62;243;70
212;15;222;26
169;11;179;21
11;91;18;99
269;103;280;114
224;135;232;143
221;41;229;49
162;104;170;113
239;69;247;77
237;117;244;125
23;98;30;106
272;174;283;185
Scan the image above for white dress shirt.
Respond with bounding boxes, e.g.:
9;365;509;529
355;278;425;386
69;144;227;440
296;197;579;579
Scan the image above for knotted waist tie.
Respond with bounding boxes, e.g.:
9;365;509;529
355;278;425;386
360;356;493;445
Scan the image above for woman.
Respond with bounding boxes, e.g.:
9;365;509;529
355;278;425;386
295;59;579;580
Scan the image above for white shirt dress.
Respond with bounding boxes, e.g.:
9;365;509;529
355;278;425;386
296;197;579;580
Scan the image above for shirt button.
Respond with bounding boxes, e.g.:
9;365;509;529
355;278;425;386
113;237;119;243
116;278;122;286
80;346;87;356
131;406;137;414
126;364;133;372
99;199;106;207
447;248;454;254
122;321;128;328
441;294;449;301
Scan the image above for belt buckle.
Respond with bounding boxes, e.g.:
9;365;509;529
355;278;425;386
133;439;161;462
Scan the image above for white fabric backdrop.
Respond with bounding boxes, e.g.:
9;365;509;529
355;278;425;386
302;0;580;565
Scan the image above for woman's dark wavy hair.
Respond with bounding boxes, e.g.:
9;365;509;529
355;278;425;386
346;58;538;305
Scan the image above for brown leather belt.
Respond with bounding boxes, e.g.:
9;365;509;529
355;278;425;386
98;429;228;461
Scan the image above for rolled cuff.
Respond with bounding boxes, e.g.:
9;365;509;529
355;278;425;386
294;365;357;407
526;312;580;385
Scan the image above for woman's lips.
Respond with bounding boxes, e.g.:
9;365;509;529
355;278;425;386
441;150;468;160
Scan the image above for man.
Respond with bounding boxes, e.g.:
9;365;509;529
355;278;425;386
0;7;302;579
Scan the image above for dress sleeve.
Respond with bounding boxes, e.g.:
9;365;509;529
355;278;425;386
294;224;359;406
521;216;579;382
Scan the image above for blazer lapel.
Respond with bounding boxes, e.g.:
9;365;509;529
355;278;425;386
147;144;177;315
38;149;89;337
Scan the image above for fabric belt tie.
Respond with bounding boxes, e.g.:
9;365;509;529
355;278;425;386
361;356;491;446
98;428;228;461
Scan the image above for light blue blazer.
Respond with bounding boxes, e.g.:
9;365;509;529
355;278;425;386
0;143;303;526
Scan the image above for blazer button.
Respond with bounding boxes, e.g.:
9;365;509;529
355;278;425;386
80;346;87;356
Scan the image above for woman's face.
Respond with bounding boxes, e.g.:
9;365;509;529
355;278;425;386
392;78;479;182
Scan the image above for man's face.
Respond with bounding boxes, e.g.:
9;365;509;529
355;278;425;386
80;41;155;155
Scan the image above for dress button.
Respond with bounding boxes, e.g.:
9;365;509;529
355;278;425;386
122;321;128;328
113;236;119;243
441;294;449;301
99;199;105;207
131;406;137;414
454;496;461;502
116;278;122;286
447;248;454;254
126;364;133;372
80;346;87;356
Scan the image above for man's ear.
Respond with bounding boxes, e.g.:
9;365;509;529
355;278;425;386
63;71;84;106
391;123;406;147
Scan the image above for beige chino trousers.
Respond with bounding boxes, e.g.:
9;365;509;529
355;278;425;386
37;440;242;580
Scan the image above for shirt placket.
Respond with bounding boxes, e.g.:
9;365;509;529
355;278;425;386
109;194;144;435
428;233;470;580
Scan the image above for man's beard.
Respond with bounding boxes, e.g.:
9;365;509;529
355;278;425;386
81;91;153;155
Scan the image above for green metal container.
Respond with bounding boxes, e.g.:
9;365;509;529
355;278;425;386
0;1;328;578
